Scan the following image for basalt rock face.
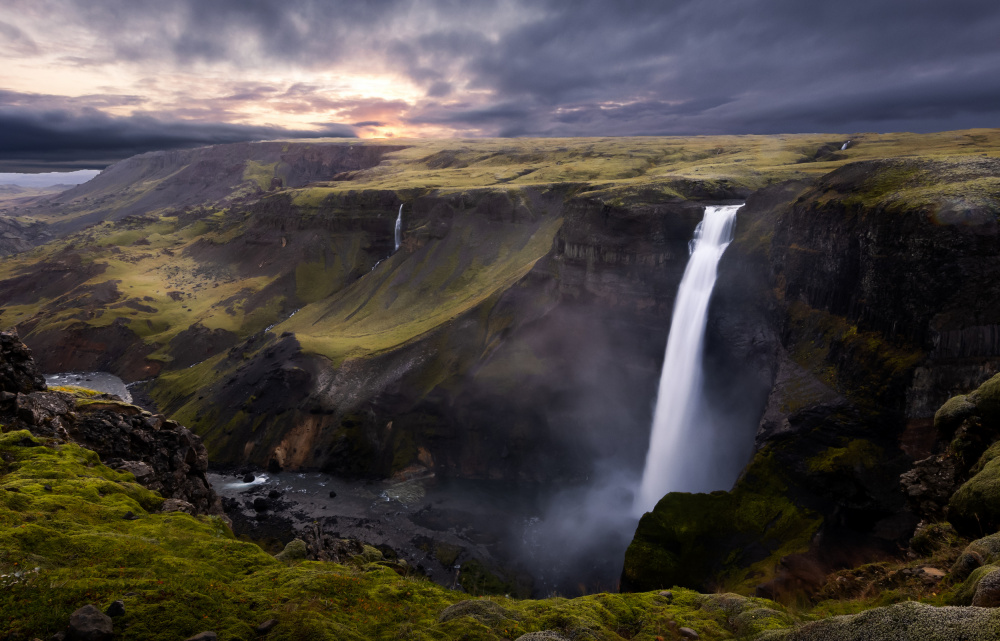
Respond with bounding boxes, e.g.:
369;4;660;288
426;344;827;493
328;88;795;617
0;330;220;515
624;157;1000;597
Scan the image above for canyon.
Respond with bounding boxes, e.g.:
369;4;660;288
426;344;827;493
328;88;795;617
3;131;1000;639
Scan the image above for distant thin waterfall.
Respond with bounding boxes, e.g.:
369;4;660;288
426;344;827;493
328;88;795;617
394;204;403;251
635;204;741;514
841;141;851;150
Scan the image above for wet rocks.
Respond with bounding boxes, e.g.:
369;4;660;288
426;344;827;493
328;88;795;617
243;472;256;483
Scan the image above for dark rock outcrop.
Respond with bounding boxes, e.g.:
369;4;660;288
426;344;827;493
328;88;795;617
0;329;46;395
0;331;220;515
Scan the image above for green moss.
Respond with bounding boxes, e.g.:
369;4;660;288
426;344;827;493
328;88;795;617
2;429;782;640
243;161;278;190
622;450;822;594
784;301;923;410
935;394;976;435
47;385;103;398
968;372;1000;423
807;440;882;474
458;559;519;597
780;600;1000;641
948;446;1000;536
949;565;999;605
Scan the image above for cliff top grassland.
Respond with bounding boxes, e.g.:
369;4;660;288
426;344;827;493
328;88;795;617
2;130;998;369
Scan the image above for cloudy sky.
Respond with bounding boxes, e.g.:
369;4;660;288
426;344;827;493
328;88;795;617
2;0;999;170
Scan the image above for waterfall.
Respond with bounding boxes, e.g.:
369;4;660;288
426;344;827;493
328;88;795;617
634;204;741;514
394;204;403;251
841;140;850;150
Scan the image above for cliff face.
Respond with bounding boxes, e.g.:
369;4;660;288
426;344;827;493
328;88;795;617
2;137;759;482
623;156;1000;596
150;186;731;481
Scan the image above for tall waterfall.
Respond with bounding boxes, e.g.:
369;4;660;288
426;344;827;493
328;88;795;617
394;204;403;251
635;204;741;514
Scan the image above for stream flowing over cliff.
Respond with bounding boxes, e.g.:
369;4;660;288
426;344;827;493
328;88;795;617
636;204;741;513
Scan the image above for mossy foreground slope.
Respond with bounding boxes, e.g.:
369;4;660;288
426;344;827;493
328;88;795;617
0;428;766;641
5;426;1000;640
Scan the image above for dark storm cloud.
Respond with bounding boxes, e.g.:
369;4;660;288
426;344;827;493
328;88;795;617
0;92;355;172
4;0;1000;164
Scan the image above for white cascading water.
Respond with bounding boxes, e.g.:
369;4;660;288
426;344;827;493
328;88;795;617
634;204;741;514
841;140;851;150
394;204;403;251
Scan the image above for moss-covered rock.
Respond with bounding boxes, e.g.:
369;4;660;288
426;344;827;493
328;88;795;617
699;593;793;637
948;532;1000;583
968;373;1000;424
779;601;1000;640
275;538;308;561
948;442;1000;536
622;451;821;593
935;394;976;436
948;565;998;605
909;521;962;557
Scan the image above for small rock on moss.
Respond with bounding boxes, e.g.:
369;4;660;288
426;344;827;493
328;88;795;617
67;604;113;641
104;600;125;617
256;619;278;634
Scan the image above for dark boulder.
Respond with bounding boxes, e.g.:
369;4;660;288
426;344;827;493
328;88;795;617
105;601;125;618
0;329;46;395
66;604;113;641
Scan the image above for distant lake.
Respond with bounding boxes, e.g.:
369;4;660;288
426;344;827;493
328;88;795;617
0;170;100;188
